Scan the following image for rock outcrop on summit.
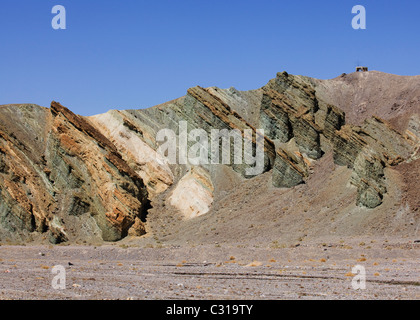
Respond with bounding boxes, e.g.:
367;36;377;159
0;71;418;244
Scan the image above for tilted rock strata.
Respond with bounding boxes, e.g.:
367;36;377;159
88;110;174;197
0;71;418;244
0;102;149;243
168;166;214;220
257;72;418;207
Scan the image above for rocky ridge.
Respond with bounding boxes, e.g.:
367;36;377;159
0;71;418;244
0;102;149;243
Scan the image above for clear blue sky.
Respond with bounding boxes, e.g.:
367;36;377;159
1;0;419;116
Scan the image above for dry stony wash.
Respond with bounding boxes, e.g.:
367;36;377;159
0;70;419;300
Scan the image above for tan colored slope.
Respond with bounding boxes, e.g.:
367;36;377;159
312;71;420;131
141;150;419;247
88;110;174;196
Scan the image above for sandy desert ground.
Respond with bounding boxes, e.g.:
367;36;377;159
0;237;419;300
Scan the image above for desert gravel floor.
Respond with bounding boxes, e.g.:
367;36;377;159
0;238;419;300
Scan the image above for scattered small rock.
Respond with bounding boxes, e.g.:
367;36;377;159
245;261;263;267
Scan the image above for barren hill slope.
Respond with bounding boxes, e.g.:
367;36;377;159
311;71;420;131
0;71;418;245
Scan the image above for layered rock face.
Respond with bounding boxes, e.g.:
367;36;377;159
261;72;418;207
0;71;418;243
0;102;149;243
